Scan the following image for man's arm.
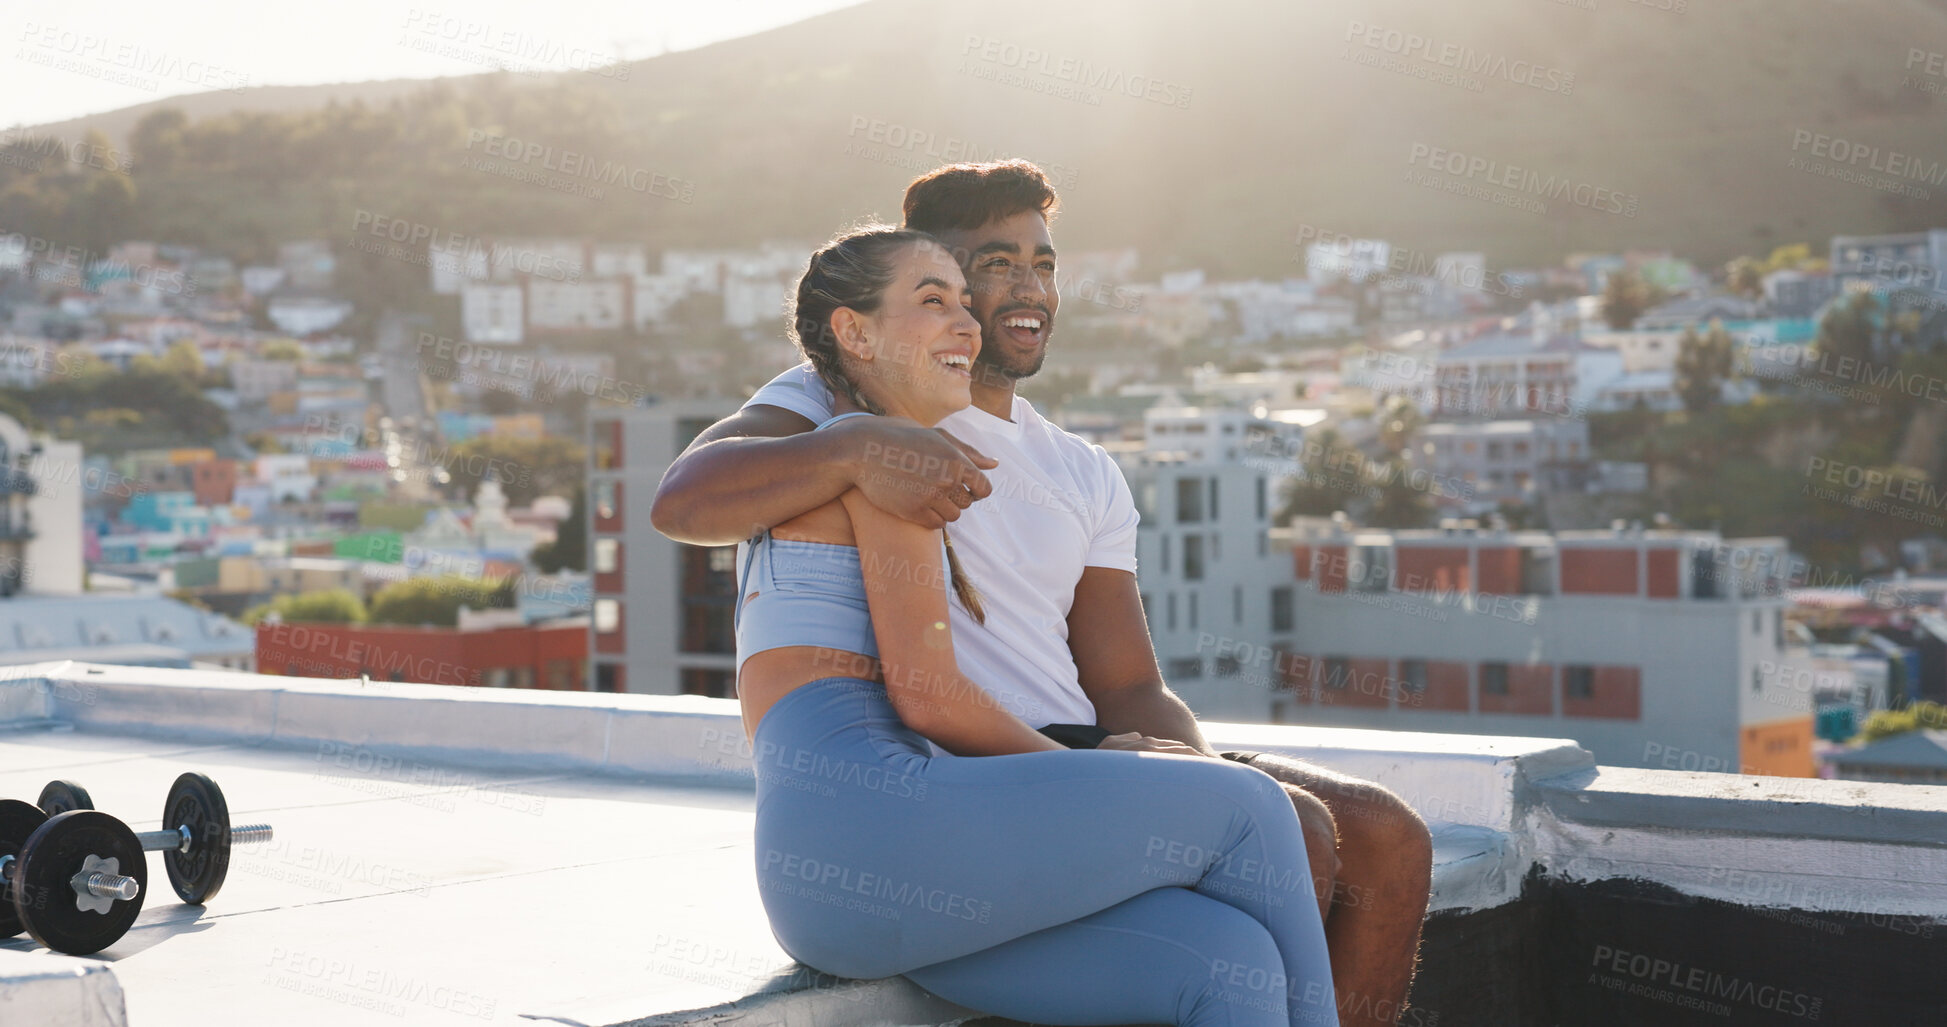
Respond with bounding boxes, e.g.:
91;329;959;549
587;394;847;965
1068;566;1220;758
649;405;997;547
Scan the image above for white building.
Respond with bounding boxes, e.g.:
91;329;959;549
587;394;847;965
265;297;353;337
587;400;741;695
590;244;650;280
461;282;524;344
430;243;490;294
632;274;689;330
527;280;627;332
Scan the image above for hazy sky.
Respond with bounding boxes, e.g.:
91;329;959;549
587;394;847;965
4;1;867;128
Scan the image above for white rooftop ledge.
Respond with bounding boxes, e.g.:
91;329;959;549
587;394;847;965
0;949;127;1027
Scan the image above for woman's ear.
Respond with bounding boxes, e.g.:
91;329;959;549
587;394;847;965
829;307;875;362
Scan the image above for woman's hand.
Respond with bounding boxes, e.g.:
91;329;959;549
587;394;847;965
1097;732;1202;755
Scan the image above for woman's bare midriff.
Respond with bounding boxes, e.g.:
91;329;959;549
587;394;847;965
737;497;881;742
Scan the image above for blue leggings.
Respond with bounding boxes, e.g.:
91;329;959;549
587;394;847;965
752;677;1337;1027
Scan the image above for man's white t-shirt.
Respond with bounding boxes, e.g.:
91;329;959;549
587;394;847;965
741;363;1140;741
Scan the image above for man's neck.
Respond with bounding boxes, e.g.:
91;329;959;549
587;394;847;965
970;376;1017;421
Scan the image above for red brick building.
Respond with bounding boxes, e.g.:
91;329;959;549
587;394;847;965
256;619;588;690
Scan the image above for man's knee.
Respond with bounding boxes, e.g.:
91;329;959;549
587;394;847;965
1335;782;1432;875
1280;783;1343;880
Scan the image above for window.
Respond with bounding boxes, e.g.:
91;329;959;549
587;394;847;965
1189;591;1199;629
594;537;619;574
1271;587;1294;632
1487;441;1505;460
680;545;738;654
594;480;619;521
1324;657;1350;690
1256;476;1267;521
1400;659;1428;695
1208;478;1220;520
593;420;623;469
1183;535;1205;581
1167;593;1178;631
1233;585;1243;624
1166;657;1203;680
594;599;620;633
594;663;625;693
681;667;735;698
1481;662;1510;696
1176;477;1204;523
1161;534;1171;573
1216;655;1241;677
1565;665;1594;700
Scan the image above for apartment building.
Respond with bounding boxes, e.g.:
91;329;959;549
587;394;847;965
587;400;739;696
1224;523;1818;774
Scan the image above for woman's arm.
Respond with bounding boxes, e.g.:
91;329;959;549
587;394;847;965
840;490;1066;757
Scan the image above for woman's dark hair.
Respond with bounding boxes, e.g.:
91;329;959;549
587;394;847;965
788;224;986;624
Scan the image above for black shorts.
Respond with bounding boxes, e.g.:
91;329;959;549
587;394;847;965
1034;723;1264;765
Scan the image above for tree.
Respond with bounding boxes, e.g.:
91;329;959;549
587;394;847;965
260;339;305;362
368;575;515;627
530;488;586;574
1674;321;1737;414
439;435;584;507
1366;457;1435;529
1600;268;1662;329
1725;256;1765;299
1815;290;1880;369
242;588;367;625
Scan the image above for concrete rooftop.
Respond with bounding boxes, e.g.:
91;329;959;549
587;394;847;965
1;661;1942;1026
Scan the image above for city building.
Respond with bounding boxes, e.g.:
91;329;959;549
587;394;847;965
1430;329;1625;419
1222;523;1819;774
1120;406;1288;722
1420;419;1590;513
1829;229;1947;296
460;282;524;344
526;279;627;332
254;617;587;688
587;400;740;695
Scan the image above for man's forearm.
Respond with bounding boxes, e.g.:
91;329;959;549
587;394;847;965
651;431;856;546
1094;683;1218;758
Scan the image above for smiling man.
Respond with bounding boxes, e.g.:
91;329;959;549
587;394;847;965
650;160;1431;1026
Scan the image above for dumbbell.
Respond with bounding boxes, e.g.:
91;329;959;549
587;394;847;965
37;779;94;816
0;772;274;955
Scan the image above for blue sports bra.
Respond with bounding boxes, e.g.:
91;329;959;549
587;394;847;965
733;412;923;674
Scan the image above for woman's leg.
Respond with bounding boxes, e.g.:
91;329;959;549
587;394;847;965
756;685;1336;1025
904;887;1297;1027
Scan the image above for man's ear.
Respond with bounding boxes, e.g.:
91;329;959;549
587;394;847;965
830;308;874;362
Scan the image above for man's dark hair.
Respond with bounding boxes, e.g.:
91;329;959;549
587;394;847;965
902;160;1060;236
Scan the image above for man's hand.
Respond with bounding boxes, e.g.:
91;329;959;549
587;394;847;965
834;416;997;529
1097;732;1202;755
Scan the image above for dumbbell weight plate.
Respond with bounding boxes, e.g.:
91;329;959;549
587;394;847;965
161;772;232;905
37;779;94;816
14;810;147;956
0;799;49;938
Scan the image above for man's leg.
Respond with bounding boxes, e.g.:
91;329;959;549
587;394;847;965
1223;751;1432;1027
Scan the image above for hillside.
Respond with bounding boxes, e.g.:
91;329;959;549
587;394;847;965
15;0;1947;277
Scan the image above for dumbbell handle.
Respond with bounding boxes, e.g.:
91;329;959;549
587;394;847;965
135;823;274;854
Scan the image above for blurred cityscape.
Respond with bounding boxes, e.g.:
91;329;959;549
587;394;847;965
4;209;1947;782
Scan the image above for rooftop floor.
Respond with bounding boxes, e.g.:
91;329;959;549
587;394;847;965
2;662;1942;1026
